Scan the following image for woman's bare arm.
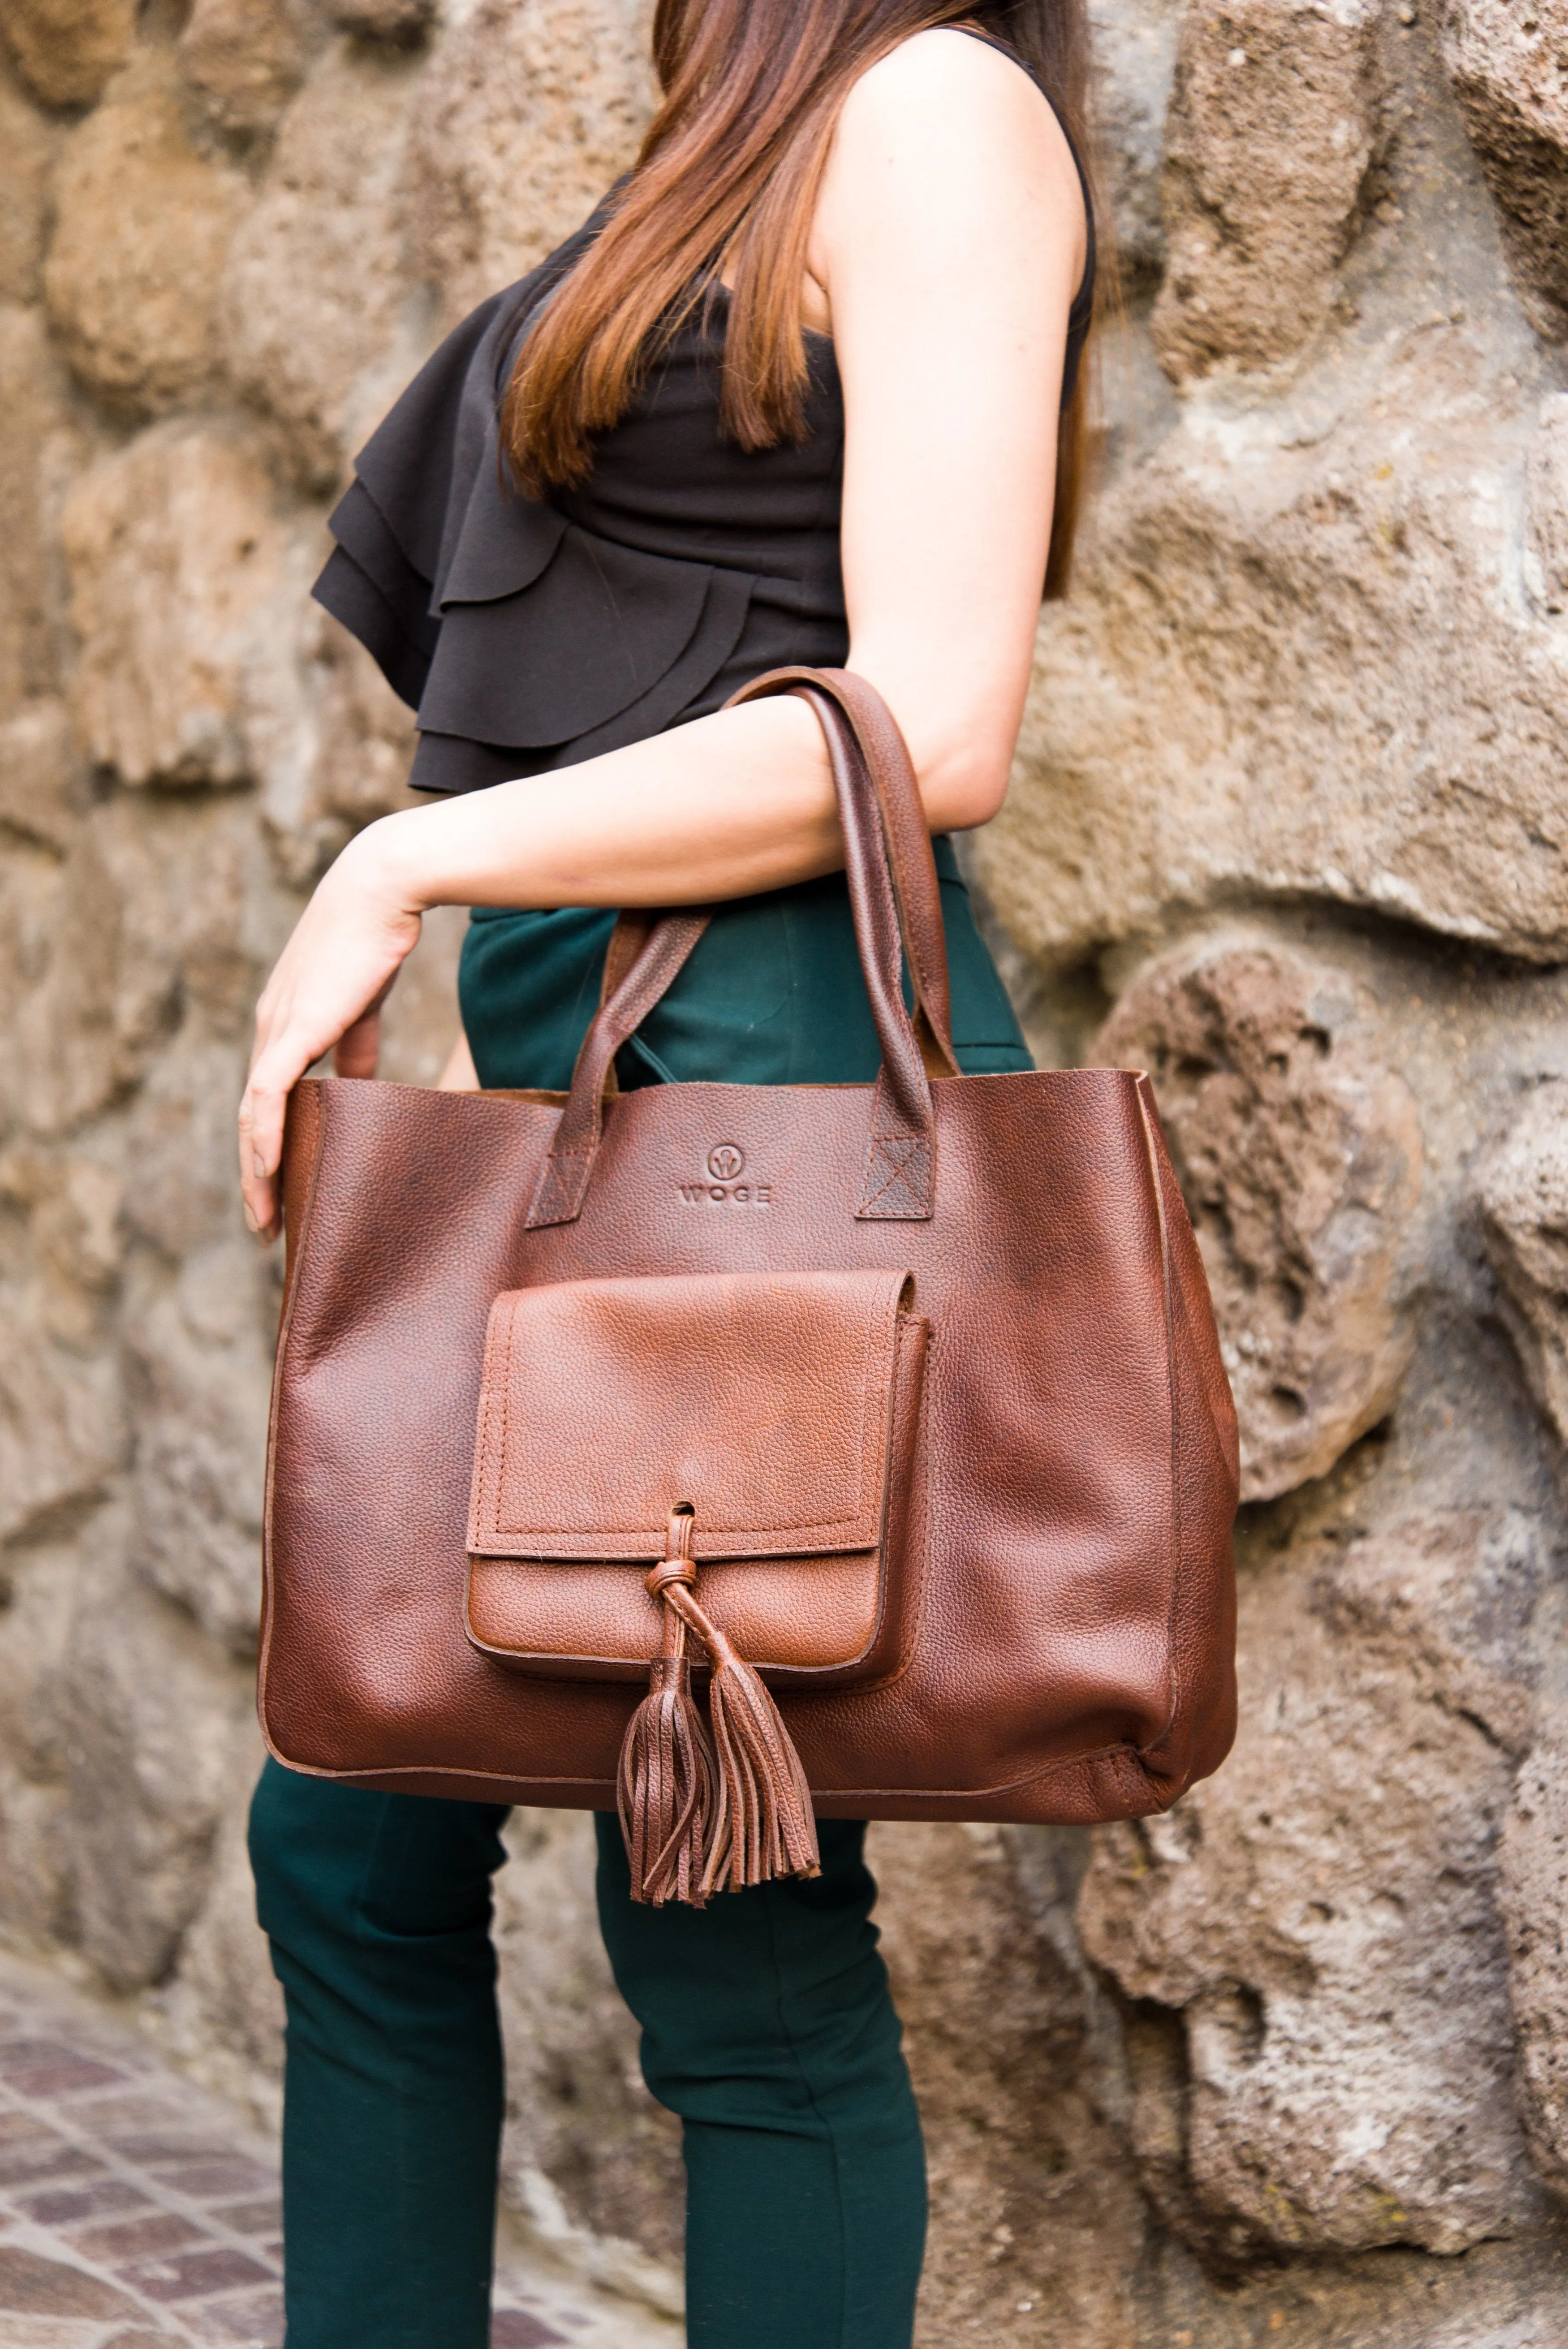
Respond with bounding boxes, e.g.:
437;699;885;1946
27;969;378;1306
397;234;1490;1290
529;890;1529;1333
239;29;1084;1236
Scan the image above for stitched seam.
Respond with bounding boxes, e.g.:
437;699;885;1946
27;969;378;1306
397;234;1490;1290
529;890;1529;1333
1135;1082;1183;1759
473;1306;497;1546
850;1312;925;1686
853;1274;893;1529
256;1739;1173;1804
818;1320;941;1710
258;1087;327;1743
493;1301;516;1541
482;1279;904;1545
860;1139;926;1213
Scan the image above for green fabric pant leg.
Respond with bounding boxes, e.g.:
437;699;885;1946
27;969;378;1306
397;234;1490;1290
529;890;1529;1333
250;1759;926;2349
594;1815;926;2349
248;1759;510;2349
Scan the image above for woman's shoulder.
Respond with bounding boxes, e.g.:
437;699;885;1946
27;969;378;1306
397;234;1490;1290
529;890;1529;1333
822;27;1087;287
838;25;1067;152
829;26;1086;250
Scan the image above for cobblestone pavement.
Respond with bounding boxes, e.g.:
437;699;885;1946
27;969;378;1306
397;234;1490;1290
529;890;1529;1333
0;1952;674;2349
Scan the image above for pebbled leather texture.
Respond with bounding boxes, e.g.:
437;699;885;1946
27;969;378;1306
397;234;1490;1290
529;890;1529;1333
260;671;1240;1825
464;1267;926;1687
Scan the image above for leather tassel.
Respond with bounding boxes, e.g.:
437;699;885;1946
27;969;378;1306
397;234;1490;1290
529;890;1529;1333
623;1509;820;1905
617;1587;716;1908
688;1609;820;1897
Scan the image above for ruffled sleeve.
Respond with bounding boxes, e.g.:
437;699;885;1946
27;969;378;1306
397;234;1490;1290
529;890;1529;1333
310;216;758;796
312;284;515;715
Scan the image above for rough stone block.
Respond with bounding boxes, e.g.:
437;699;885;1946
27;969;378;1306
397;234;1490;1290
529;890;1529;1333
1079;1498;1549;2256
125;1242;275;1655
870;1820;1144;2345
493;1808;684;2304
0;305;76;718
332;0;435;39
43;54;249;416
63;1569;245;1992
1525;392;1568;612
1094;936;1421;1500
1475;1080;1568;1449
1443;0;1568;340
136;1724;283;2127
1500;1740;1568;2200
0;1516;93;1932
405;0;656;328
0;63;53;305
60;422;285;790
8;795;280;1141
0;0;134;108
0;1312;125;1546
5;811;177;1136
225;41;424;489
0;1146;122;1297
1154;0;1384;379
375;901;467;1088
971;342;1568;969
121;1033;253;1264
0;698;84;854
257;606;418;887
178;0;325;138
1090;0;1184;293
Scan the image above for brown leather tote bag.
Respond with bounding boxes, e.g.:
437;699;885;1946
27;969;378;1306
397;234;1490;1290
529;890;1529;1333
261;668;1238;1905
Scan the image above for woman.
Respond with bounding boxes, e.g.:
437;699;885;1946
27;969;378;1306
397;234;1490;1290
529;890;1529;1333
240;1;1094;2342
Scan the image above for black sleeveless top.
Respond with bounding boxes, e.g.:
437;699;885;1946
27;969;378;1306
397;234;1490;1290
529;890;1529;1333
313;37;1095;797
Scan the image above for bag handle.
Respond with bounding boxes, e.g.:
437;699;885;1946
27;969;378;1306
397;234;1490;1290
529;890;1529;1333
592;670;958;1062
526;669;957;1229
735;666;956;1072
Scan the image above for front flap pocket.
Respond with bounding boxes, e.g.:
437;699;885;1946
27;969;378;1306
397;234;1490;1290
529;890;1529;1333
465;1266;926;1684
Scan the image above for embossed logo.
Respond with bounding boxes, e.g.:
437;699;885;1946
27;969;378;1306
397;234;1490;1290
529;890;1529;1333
679;1142;771;1207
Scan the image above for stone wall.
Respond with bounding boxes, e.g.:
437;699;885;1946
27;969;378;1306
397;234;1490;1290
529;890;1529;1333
0;0;1566;2340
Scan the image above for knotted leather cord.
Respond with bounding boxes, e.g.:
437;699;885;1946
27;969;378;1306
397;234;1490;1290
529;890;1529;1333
618;1508;820;1904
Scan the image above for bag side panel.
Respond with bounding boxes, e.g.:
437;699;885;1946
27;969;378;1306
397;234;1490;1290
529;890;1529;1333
1133;1077;1240;1799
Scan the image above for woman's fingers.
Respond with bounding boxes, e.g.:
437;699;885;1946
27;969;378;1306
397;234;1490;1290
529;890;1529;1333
240;1012;336;1237
239;1077;284;1239
237;824;425;1241
238;1037;299;1239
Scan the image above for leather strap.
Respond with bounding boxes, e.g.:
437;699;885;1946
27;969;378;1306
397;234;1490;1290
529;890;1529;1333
526;911;711;1227
526;671;953;1229
591;910;663;1106
731;667;959;1079
597;909;659;1011
794;685;939;1218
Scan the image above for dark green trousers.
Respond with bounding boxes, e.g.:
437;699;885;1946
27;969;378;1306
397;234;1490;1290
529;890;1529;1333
249;1770;925;2349
252;860;1030;2349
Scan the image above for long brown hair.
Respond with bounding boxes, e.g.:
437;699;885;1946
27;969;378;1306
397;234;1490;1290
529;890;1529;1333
502;0;1096;597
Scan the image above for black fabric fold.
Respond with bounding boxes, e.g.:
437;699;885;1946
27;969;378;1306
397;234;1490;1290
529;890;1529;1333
407;562;756;793
309;95;1094;798
309;200;788;790
313;541;437;711
418;524;715;747
317;479;444;696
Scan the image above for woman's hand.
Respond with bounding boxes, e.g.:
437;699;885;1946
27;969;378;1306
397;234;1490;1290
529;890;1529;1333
239;823;423;1240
